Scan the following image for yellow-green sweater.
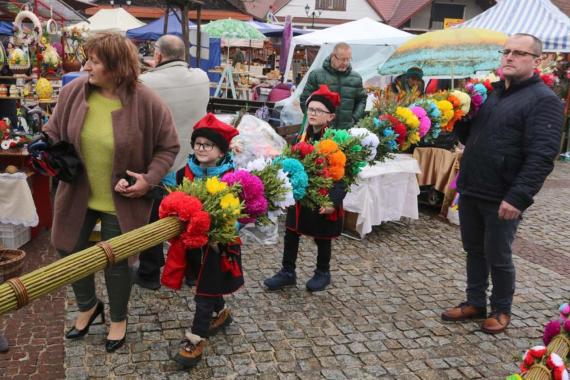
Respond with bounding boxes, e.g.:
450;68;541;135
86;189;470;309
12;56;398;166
80;90;122;213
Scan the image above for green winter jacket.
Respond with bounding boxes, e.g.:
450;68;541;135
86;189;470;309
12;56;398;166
300;56;367;129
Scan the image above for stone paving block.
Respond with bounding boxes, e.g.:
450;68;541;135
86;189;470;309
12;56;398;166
321;368;348;380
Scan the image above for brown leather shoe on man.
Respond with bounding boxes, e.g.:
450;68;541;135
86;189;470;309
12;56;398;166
173;333;207;368
208;308;232;336
441;302;487;321
481;312;511;334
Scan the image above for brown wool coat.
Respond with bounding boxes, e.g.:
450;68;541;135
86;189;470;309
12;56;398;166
44;76;180;259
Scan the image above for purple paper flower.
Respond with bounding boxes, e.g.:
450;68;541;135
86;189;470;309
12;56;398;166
222;170;268;224
543;320;561;346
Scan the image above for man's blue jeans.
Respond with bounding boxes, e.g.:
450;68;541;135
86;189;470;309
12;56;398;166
458;195;520;313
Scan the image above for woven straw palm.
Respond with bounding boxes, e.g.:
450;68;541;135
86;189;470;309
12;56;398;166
0;217;183;315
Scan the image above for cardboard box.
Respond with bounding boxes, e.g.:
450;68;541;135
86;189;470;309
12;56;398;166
343;211;359;235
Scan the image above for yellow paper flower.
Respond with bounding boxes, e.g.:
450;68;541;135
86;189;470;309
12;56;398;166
436;100;454;126
220;193;240;211
408;131;420;145
395;107;420;129
206;177;227;195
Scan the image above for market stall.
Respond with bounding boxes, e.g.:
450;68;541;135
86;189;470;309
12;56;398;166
0;3;85;246
454;0;570;52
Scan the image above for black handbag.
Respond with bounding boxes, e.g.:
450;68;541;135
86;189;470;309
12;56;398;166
28;133;83;183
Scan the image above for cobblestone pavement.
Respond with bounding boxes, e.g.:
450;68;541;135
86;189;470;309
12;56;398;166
0;233;66;380
2;162;570;379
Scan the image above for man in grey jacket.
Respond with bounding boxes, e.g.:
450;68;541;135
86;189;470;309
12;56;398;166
135;35;210;289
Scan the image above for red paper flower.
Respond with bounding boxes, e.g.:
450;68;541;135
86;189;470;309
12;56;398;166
291;141;315;158
381;114;407;148
182;210;211;248
315;157;325;166
159;192;211;289
530;347;547;358
318;188;329;196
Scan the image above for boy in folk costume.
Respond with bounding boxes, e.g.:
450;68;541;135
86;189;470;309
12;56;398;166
264;85;346;292
161;113;243;368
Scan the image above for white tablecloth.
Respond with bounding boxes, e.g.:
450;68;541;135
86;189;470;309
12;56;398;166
0;172;38;227
344;154;421;238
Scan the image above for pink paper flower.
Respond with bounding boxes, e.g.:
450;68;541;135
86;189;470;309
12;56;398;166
411;106;431;138
222;170;268;224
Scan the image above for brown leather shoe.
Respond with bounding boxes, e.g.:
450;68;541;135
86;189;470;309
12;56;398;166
441;302;487;321
173;334;207;368
208;308;232;336
481;312;511;334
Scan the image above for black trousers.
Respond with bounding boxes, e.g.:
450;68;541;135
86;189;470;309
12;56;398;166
458;195;520;314
282;229;332;272
137;196;165;281
191;295;225;338
58;210;131;322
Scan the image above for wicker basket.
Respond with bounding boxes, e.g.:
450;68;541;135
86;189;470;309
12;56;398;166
0;249;26;283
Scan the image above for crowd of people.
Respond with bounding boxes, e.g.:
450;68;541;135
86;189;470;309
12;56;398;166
0;32;564;371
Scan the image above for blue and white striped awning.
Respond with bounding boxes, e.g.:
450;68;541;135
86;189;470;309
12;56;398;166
454;0;570;52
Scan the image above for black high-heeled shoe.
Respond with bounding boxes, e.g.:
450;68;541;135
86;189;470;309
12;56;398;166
65;300;105;340
105;319;127;353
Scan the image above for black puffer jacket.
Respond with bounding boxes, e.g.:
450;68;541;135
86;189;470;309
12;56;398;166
455;74;563;211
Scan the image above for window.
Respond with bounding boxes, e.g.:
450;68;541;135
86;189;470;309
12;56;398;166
430;3;465;29
315;0;346;11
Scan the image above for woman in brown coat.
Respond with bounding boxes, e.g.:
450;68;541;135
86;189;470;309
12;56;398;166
44;33;179;353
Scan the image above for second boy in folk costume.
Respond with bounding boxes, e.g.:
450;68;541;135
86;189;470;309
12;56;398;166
161;114;243;368
264;85;346;292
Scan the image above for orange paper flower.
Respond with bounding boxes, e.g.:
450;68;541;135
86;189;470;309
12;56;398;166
328;166;345;181
447;95;461;109
316;139;339;155
328;150;346;167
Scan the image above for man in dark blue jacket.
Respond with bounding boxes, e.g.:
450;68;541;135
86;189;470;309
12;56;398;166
441;34;563;334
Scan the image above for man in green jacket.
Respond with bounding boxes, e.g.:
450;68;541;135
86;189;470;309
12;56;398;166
300;43;367;129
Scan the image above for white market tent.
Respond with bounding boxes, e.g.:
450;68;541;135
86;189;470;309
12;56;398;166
277;18;412;127
454;0;570;52
283;17;412;82
74;8;145;33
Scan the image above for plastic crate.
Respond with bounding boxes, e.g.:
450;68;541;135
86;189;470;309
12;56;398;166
0;223;31;249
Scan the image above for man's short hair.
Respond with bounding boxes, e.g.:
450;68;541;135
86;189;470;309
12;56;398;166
512;33;543;56
333;42;351;53
156;35;186;61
